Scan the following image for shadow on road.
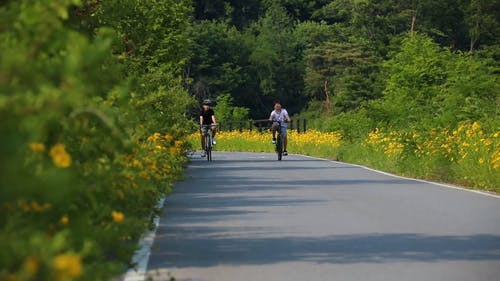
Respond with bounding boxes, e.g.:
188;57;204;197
150;230;500;268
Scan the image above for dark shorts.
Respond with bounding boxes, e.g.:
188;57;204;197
273;122;287;137
201;124;216;135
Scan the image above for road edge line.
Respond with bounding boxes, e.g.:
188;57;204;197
299;154;500;199
122;197;166;281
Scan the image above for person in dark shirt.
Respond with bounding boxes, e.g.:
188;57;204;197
200;99;217;157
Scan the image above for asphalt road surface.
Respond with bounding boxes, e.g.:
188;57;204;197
146;152;500;281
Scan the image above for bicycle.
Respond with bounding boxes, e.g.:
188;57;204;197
272;120;286;161
201;124;217;161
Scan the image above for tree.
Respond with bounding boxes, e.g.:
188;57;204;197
369;33;499;129
249;3;306;115
215;93;250;122
465;0;500;51
304;40;377;113
369;34;449;128
186;21;249;100
192;0;263;29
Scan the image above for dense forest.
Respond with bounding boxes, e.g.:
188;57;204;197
186;0;499;130
0;1;498;280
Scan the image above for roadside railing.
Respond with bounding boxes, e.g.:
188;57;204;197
218;119;307;133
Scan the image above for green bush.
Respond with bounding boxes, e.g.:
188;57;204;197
0;1;193;280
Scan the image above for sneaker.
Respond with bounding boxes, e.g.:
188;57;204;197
283;151;288;156
201;151;206;157
272;138;276;144
212;138;217;145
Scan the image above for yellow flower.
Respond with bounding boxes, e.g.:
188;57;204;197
29;142;45;152
165;134;174;143
49;144;72;168
147;132;161;142
139;171;150;179
53;253;82;280
479;158;484;164
112;211;124;223
61;215;69;225
4;274;21;281
117;190;125;200
174;140;184;147
23;256;39;276
30;201;52;212
169;147;178;155
472;122;481;131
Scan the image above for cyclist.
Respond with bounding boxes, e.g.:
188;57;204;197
200;99;217;157
269;100;291;156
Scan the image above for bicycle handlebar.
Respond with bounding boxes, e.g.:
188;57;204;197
270;120;288;124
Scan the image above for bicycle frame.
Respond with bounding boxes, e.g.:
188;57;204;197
273;121;284;161
201;124;216;161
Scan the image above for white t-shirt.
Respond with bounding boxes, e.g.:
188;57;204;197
269;109;289;128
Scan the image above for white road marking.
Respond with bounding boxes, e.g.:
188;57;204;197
122;198;165;281
299;154;500;199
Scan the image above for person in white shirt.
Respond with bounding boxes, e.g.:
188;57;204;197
269;100;291;156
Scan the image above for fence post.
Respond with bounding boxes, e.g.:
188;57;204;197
297;119;301;133
239;122;243;132
249;120;252;132
290;119;294;130
303;119;307;133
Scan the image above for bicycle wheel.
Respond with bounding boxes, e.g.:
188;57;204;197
276;134;283;161
205;134;212;161
207;137;212;161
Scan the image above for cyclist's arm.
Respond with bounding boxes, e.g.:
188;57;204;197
269;112;274;122
199;115;204;126
211;115;217;125
284;109;291;123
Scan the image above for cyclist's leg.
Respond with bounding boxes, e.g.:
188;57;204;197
201;126;208;153
200;127;205;148
271;122;277;139
211;124;217;138
282;127;288;152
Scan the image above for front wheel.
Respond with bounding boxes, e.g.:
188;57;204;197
276;135;283;161
205;134;212;161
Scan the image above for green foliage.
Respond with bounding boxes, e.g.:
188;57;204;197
369;34;499;130
186;21;250;102
188;0;499;119
1;0;192;280
215;94;250;122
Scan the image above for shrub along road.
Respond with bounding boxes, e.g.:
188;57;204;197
146;152;500;281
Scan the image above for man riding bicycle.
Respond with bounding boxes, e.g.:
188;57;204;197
200;99;217;157
269;100;291;156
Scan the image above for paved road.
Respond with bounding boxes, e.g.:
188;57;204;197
146;152;500;281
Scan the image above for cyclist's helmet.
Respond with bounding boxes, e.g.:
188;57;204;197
202;99;212;106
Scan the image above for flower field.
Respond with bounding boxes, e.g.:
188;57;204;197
188;129;343;156
189;121;499;191
362;121;499;189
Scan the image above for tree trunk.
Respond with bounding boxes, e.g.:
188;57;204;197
324;80;331;114
410;13;416;37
